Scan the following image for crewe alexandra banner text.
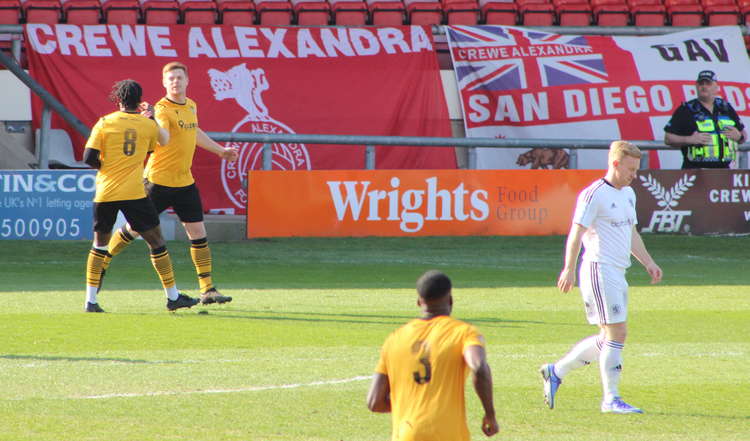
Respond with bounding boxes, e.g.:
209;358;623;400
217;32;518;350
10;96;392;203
25;24;454;213
446;25;750;170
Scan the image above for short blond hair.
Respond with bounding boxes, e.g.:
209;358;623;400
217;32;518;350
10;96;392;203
162;61;188;76
608;140;641;162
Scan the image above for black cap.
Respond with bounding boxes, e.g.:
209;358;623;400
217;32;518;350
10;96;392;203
696;70;717;82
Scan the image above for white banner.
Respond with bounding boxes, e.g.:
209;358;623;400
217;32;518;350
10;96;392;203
446;25;750;169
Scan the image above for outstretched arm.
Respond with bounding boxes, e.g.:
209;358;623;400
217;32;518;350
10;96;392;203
464;345;499;437
631;226;662;284
558;223;587;293
366;373;391;413
196;128;238;162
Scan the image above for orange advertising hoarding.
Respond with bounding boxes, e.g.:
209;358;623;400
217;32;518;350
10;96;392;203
246;169;604;238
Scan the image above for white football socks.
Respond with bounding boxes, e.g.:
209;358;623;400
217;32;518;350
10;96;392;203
554;335;603;378
600;340;624;402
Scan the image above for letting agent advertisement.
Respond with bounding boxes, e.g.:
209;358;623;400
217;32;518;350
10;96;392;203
0;170;96;240
246;169;602;237
634;170;750;235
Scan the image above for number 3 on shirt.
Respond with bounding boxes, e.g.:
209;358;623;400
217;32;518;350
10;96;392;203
413;356;432;384
123;129;137;156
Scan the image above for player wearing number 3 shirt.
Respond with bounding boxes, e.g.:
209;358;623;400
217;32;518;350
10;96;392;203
367;270;499;441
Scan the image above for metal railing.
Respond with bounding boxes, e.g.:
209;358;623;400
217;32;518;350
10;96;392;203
2;24;749;170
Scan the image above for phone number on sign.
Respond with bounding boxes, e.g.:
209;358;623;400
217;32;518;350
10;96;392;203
1;217;82;239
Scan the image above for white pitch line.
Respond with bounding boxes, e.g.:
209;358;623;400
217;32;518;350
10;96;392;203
76;375;371;400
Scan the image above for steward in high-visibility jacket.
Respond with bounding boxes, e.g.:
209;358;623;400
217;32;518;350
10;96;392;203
664;70;746;169
664;96;744;169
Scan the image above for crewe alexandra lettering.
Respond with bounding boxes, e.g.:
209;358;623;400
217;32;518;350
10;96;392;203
26;24;433;58
454;44;593;62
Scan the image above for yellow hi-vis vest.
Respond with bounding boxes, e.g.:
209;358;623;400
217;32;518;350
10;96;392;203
690;115;738;163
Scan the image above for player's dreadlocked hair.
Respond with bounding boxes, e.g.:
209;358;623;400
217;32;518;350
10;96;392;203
109;79;143;111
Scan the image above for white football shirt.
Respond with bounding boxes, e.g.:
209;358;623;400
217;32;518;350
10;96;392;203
573;178;637;269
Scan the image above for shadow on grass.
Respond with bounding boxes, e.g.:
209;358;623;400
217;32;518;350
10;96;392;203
0;354;174;364
188;309;547;328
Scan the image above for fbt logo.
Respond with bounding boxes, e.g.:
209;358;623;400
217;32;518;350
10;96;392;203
640;174;696;233
327;176;490;233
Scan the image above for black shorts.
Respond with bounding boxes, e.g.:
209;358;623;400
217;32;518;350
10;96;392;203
146;181;204;223
93;198;160;234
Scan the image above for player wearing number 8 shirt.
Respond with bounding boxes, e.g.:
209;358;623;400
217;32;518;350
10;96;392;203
82;79;199;313
103;62;238;306
367;270;499;441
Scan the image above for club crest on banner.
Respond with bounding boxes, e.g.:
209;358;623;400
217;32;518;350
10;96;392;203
208;63;311;209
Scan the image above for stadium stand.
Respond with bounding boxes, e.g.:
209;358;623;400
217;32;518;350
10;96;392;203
0;0;22;23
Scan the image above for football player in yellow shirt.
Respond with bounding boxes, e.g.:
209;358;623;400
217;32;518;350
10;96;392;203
103;62;238;305
82;79;199;313
367;270;500;441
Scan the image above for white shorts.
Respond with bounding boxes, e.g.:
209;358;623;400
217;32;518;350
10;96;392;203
579;261;628;325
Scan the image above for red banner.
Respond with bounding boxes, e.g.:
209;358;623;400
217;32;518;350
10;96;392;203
25;24;455;213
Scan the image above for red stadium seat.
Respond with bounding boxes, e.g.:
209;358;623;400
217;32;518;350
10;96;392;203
740;0;750;23
141;0;180;23
517;0;555;25
291;0;330;25
629;0;666;25
329;0;367;25
101;0;139;23
664;0;703;25
366;0;405;24
256;0;292;24
479;0;517;24
405;0;442;24
23;0;62;23
443;0;480;24
0;0;22;23
218;1;255;24
556;0;592;24
180;0;218;23
591;0;630;24
63;0;101;23
703;0;739;24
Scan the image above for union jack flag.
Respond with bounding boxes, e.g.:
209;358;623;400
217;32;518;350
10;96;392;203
447;25;609;92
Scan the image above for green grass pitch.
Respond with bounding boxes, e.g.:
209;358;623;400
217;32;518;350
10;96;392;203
0;235;747;440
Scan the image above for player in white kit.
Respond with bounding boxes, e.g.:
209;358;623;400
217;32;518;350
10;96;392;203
540;140;663;414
